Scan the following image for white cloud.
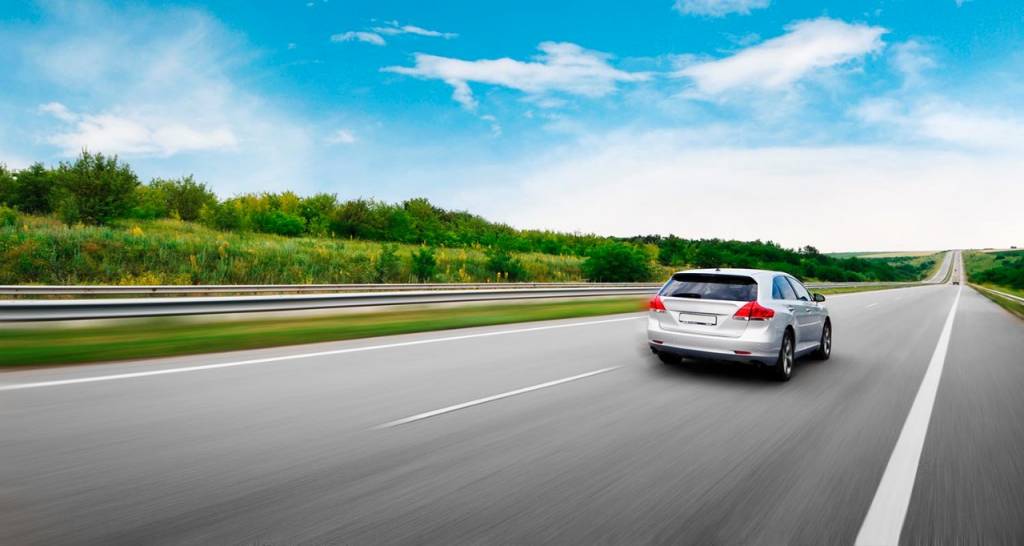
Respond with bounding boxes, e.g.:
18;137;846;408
455;129;1024;251
890;40;936;85
855;97;1024;150
673;0;770;17
41;102;237;156
371;21;457;39
330;31;386;46
678;18;887;94
326;128;357;145
384;42;649;110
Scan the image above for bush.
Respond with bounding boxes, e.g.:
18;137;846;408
129;184;170;219
411;246;437;281
0;205;17;227
299;193;337;237
582;242;654;282
374;243;402;282
253;210;305;237
53;152;139;225
202;200;245;231
485;246;526;281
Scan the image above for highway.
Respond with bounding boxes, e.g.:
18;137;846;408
2;251;1023;545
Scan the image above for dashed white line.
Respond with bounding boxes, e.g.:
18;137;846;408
373;366;621;429
854;285;962;546
866;303;879;309
0;316;642;392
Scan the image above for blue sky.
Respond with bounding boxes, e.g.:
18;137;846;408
1;0;1022;250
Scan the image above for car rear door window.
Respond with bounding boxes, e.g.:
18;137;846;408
660;274;757;301
786;277;812;301
773;276;797;300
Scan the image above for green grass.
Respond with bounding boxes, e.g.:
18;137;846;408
0;297;647;367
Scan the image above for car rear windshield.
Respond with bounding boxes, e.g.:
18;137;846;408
659;273;758;302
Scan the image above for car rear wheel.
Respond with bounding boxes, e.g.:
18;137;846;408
814;321;832;360
770;331;794;381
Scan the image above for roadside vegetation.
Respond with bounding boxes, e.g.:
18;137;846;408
964;250;1024;320
1;154;938;284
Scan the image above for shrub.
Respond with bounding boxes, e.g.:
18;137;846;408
253;210;306;237
0;205;17;227
129;184;170;219
485;246;527;281
411;246;437;281
53;152;140;225
374;243;402;282
582;242;654;282
202;200;245;231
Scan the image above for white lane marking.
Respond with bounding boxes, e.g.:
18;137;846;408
854;285;962;546
0;316;642;392
866;303;879;308
374;366;621;429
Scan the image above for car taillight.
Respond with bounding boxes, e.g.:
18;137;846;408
648;295;667;313
733;301;774;321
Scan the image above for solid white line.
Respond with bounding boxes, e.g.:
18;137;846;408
373;366;621;429
854;285;962;546
0;316;642;392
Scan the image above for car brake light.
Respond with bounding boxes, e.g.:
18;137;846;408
733;301;774;321
648;295;667;313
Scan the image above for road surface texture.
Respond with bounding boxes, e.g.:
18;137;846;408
3;252;1023;545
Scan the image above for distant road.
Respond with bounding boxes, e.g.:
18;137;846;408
3;250;1022;544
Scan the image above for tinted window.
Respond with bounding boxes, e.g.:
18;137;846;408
660;274;757;302
772;276;797;300
787;277;811;301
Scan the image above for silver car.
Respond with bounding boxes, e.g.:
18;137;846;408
647;269;831;381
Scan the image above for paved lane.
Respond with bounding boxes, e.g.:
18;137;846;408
1;271;1021;544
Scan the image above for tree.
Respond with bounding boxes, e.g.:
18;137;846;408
0;164;14;206
582;243;653;282
411;246;437;282
253;210;305;236
13;162;56;214
299;193;338;236
53;152;139;225
156;175;216;221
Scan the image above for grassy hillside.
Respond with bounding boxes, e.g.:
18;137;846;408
0;215;597;285
965;250;1024;296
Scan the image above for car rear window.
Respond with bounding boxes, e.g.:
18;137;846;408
659;273;757;302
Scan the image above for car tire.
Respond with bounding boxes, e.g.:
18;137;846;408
814;320;832;360
657;352;681;365
770;330;795;381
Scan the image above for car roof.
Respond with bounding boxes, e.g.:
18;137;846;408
670;268;792;281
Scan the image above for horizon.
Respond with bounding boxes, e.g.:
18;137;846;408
2;1;1022;252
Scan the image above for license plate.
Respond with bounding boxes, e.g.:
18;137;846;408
678;312;716;326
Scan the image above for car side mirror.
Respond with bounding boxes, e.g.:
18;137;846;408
813;293;826;303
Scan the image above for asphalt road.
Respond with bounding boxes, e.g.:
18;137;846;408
2;252;1023;545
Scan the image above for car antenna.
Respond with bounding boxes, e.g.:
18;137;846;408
715;267;721;271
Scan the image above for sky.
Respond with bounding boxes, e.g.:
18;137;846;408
1;0;1022;252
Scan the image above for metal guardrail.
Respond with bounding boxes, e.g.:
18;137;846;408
0;283;658;296
973;285;1024;304
0;281;922;322
0;286;660;322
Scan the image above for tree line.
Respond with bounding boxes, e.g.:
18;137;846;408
0;151;931;283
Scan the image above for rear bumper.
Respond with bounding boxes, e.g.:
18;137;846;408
647;317;781;365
